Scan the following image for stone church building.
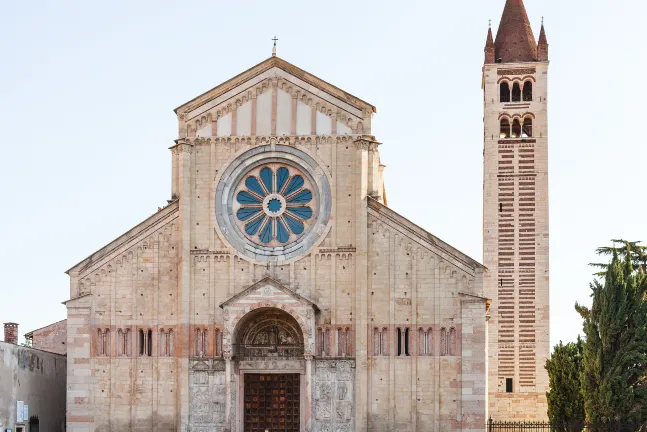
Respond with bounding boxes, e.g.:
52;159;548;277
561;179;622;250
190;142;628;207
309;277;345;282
63;0;549;431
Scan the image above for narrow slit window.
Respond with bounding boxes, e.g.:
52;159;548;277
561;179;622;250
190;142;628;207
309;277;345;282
138;329;145;357
404;328;410;356
396;328;402;356
499;203;503;212
500;82;511;102
506;378;513;393
512;82;521;102
147;330;152;357
381;328;388;356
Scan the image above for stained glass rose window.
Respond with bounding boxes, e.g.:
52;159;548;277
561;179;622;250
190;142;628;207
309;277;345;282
233;164;315;245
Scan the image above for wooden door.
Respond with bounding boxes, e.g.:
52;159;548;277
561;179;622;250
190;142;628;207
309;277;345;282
244;373;300;432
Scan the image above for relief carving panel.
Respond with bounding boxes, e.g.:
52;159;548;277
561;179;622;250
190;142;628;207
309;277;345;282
189;362;227;431
313;359;355;432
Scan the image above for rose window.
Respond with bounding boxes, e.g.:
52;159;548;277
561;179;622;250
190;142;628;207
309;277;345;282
234;165;315;245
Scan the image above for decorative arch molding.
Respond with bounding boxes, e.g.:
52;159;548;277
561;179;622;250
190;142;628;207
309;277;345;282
184;75;364;135
220;277;318;358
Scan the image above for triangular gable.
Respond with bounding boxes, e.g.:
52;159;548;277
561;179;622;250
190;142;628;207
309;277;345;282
368;197;486;275
219;276;319;311
175;56;376;118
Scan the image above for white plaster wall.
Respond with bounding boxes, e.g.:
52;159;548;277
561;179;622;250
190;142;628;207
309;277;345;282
296;101;311;136
196;123;212;138
236;101;252;136
256;91;272;135
0;342;66;432
276;90;292;136
316;111;331;135
216;113;232;137
337;121;352;135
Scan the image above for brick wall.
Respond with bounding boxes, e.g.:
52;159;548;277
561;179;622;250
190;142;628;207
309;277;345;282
29;319;68;355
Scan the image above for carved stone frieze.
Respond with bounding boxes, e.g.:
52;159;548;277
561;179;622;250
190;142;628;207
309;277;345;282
313;359;355;432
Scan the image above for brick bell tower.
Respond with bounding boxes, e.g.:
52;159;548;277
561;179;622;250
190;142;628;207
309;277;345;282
482;0;550;420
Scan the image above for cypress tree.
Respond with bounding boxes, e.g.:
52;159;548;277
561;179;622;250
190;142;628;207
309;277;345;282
575;241;647;425
545;338;585;427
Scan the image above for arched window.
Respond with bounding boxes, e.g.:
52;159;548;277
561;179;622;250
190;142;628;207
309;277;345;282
97;329;104;356
511;119;522;138
440;328;447;356
318;327;327;357
449;327;457;356
500;82;511;103
418;327;433;356
159;329;167;356
381;328;389;356
523;81;533;101
147;329;152;357
117;329;124;356
373;328;380;356
512;82;521;102
500;118;511;138
168;330;174;357
138;329;145;356
125;329;132;357
522;118;533;138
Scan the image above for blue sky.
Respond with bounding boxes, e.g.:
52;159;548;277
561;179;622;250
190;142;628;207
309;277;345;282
1;0;645;347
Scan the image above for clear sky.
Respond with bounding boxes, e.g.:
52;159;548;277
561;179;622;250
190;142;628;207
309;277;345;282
0;0;645;347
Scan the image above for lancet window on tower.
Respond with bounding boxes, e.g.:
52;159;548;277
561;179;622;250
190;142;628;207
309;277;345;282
511;82;522;102
511;118;522;138
523;81;533;101
522;118;533;137
500;82;511;102
500;118;511;138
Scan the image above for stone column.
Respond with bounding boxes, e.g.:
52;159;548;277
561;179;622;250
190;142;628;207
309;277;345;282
354;136;373;432
305;355;313;432
173;138;194;432
225;357;232;427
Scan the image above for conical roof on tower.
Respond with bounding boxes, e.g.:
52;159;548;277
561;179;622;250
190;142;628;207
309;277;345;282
494;0;537;63
484;26;495;64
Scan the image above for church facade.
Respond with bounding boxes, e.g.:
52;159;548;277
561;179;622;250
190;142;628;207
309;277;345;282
63;1;549;431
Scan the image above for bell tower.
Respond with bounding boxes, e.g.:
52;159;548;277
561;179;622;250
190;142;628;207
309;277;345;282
482;0;550;420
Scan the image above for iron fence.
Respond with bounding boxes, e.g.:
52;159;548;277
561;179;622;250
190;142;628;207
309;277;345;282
488;419;647;432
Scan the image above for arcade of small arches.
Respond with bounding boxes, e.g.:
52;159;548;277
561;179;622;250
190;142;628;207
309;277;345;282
499;79;533;103
372;326;458;357
500;115;534;139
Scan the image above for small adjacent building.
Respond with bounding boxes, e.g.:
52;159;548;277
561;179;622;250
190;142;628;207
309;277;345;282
24;319;67;356
0;323;66;432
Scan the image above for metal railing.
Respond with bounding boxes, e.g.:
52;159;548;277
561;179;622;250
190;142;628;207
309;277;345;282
487;419;647;432
232;343;304;359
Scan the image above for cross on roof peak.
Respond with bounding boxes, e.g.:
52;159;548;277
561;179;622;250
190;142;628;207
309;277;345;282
272;36;278;57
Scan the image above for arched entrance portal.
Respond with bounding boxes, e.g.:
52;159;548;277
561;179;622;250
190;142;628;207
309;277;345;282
233;308;308;432
233;308;304;359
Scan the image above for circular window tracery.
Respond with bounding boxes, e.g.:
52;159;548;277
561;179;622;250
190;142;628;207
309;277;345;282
234;164;316;246
235;165;315;245
215;145;332;263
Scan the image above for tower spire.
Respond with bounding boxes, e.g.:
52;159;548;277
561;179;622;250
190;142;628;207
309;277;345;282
485;24;495;64
537;20;549;61
494;0;537;63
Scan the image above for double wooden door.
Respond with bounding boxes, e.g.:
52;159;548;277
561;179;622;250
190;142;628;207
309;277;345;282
244;373;300;432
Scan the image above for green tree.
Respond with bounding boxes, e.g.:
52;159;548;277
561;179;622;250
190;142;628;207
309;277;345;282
545;338;585;427
576;241;647;425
